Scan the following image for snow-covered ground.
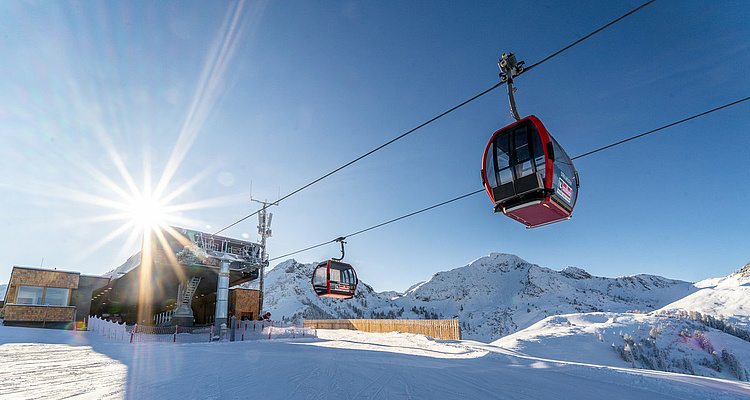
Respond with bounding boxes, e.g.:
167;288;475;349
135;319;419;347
1;325;749;399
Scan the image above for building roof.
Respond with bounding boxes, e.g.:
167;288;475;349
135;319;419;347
12;265;81;275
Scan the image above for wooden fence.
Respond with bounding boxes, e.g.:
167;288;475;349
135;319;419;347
303;319;461;340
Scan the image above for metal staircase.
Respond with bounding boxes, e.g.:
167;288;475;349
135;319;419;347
172;276;201;325
181;276;201;304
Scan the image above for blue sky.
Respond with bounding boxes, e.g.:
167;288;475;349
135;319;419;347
1;0;748;292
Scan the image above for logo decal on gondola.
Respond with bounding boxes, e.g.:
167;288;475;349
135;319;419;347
557;173;573;204
338;285;350;290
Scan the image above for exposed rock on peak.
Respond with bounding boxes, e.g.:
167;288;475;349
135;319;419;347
731;261;750;283
561;266;592;280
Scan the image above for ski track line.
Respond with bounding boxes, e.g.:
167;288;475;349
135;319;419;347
360;369;395;399
353;364;388;399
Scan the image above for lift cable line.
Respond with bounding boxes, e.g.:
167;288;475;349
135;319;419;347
268;189;484;262
267;95;750;262
211;82;502;236
212;1;656;237
571;95;750;160
522;0;657;74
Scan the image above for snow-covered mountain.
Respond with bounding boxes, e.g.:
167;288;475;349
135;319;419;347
246;253;700;341
659;261;750;329
239;259;393;321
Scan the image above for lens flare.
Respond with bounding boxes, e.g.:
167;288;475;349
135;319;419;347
126;193;169;231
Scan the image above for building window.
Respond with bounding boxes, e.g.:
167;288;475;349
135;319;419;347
16;286;44;305
43;287;70;306
15;286;70;306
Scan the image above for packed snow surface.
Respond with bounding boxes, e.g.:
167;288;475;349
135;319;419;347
1;325;749;399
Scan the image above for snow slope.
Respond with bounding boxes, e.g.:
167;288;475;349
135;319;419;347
0;284;6;302
493;312;750;382
250;254;699;341
659;262;750;329
1;325;749;399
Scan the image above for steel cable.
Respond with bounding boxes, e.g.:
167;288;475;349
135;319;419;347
212;0;657;236
269;95;750;261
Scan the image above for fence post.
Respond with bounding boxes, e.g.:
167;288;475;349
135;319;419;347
268;321;273;340
210;325;214;342
174;325;178;343
242;321;246;341
130;324;137;344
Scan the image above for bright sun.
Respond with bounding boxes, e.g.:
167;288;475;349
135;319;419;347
127;193;169;231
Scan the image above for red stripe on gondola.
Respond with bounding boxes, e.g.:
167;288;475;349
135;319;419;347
525;115;555;193
326;261;331;295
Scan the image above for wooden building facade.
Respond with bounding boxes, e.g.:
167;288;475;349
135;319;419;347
2;266;108;329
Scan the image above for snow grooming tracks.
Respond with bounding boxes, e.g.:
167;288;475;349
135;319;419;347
0;343;127;399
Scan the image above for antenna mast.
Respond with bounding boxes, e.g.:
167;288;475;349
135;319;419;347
253;198;277;318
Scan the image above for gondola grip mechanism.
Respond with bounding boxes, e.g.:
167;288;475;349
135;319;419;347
498;53;525;121
332;237;346;261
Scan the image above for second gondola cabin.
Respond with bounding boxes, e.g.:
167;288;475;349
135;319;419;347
311;260;358;299
481;115;579;228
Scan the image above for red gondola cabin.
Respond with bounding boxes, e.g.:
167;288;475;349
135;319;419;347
481;115;579;227
311;260;358;299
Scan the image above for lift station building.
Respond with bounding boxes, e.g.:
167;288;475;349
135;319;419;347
2;226;265;329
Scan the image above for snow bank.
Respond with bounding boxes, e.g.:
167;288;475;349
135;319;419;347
492;312;750;382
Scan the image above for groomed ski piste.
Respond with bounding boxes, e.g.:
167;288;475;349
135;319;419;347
1;321;749;400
